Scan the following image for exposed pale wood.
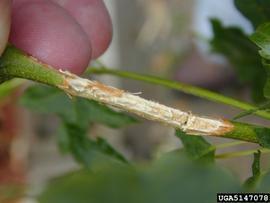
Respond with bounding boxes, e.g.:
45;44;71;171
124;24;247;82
59;70;234;136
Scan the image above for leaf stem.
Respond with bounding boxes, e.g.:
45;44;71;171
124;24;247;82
215;141;247;149
87;67;270;120
216;148;270;159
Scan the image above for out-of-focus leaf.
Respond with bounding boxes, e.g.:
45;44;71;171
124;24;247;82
57;122;96;166
21;85;136;166
38;153;241;203
251;23;270;61
258;172;270;192
0;79;23;100
20;84;74;117
251;23;270;99
20;85;137;127
96;137;127;163
262;60;270;99
254;128;270;148
257;165;270;192
57;121;127;166
175;130;215;163
210;19;266;102
244;150;261;190
234;0;270;28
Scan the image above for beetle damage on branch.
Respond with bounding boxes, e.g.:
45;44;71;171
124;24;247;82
58;70;234;136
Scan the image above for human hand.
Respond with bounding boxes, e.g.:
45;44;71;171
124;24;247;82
1;0;112;75
0;0;11;57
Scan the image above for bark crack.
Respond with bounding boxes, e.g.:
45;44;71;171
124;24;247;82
58;70;234;136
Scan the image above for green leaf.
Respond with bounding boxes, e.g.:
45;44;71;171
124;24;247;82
58;121;127;166
0;79;23;100
234;0;270;28
244;150;261;190
20;85;138;127
175;130;215;163
250;24;270;99
263;61;270;99
20;84;74;117
21;85;136;166
255;128;270;148
210;19;266;102
251;23;270;61
96;137;127;163
258;167;270;192
256;156;270;192
38;153;241;203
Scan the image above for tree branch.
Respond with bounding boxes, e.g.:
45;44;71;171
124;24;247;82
0;45;269;145
59;70;233;136
87;67;270;120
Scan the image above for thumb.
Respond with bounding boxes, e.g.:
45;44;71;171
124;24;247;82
0;0;11;56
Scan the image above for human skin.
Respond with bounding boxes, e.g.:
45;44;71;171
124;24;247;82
0;0;11;56
0;0;112;75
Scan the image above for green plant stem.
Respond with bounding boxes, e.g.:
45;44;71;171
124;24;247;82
215;141;247;149
216;148;270;159
88;67;270;120
0;45;64;86
1;45;270;146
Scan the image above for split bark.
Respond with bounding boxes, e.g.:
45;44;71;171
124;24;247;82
59;70;234;136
